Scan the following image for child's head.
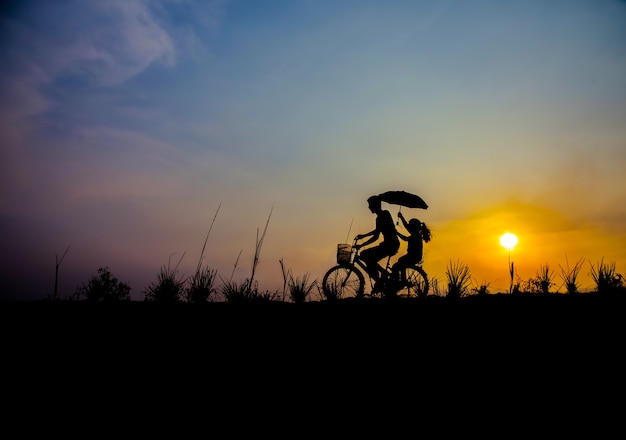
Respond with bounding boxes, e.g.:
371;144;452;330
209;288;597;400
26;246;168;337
408;218;421;233
411;219;431;242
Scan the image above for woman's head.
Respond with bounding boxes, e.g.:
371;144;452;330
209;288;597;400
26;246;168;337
367;195;381;212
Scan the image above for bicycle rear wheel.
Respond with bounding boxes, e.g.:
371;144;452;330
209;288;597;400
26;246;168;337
322;264;365;300
403;266;429;298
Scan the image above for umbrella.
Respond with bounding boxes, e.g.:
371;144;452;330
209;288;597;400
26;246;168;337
377;190;428;209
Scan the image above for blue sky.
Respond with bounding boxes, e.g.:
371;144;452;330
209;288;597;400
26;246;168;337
2;0;625;300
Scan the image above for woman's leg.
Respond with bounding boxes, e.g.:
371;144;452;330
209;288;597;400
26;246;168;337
361;246;386;279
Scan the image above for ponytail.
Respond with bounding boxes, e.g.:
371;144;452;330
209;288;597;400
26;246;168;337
420;222;431;243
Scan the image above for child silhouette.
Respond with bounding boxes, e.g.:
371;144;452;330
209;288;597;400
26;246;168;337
391;211;431;283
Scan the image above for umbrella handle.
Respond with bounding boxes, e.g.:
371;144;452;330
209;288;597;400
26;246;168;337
396;207;402;225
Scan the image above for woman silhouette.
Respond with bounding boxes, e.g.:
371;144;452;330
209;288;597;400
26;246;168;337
355;195;400;283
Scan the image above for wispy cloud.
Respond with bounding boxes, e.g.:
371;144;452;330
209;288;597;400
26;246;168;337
0;0;228;198
0;0;228;107
40;0;177;86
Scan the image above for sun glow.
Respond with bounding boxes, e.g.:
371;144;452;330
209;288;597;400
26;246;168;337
499;233;518;251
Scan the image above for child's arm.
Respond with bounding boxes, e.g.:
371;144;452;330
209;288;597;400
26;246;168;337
397;212;409;230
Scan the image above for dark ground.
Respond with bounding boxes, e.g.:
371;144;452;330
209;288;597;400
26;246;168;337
2;292;623;358
2;293;624;432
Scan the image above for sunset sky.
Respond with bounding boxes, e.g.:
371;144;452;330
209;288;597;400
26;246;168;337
2;0;625;300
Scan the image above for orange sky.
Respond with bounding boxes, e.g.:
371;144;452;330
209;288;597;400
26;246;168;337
422;201;626;294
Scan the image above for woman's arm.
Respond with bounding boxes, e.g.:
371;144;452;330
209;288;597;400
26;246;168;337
355;229;379;246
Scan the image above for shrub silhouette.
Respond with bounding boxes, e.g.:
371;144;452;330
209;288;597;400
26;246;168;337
75;267;131;302
532;263;555;294
472;281;491;296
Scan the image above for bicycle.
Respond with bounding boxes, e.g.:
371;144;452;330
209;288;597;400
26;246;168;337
322;237;429;300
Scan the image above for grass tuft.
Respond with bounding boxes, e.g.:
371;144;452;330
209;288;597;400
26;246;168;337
143;253;186;303
219;277;280;303
445;259;471;298
535;263;555;294
590;258;625;295
186;266;218;303
280;259;317;303
558;257;584;295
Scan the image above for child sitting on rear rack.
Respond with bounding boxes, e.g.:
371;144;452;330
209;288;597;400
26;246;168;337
391;211;431;283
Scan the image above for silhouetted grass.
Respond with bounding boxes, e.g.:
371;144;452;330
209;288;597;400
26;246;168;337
143;253;186;303
48;249;626;303
53;244;71;301
472;280;491;296
590;258;625;295
445;259;471;298
186;266;218;303
185;203;221;303
288;273;317;304
559;257;584;295
219;278;252;303
320;278;341;301
534;263;555;294
429;277;442;297
280;259;318;304
219;278;279;303
248;205;273;290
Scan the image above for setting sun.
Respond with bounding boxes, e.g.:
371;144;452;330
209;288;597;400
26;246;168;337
499;233;518;251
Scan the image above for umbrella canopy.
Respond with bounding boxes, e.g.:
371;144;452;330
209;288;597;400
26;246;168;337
377;190;428;209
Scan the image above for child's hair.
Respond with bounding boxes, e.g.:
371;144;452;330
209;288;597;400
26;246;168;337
409;218;431;242
420;222;431;242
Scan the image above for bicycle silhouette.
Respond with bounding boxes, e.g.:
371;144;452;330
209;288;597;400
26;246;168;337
322;237;429;300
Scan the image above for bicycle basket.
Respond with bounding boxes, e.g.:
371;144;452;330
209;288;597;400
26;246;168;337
337;243;353;264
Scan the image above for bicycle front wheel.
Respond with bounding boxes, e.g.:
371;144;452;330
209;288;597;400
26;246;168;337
322;264;365;300
403;266;429;298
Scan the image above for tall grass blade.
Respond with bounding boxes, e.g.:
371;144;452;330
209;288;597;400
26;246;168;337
249;204;273;289
345;217;354;244
230;249;242;282
53;244;71;300
196;202;221;274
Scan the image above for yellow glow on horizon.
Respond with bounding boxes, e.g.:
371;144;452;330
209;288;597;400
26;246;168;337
423;200;619;293
499;232;518;251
